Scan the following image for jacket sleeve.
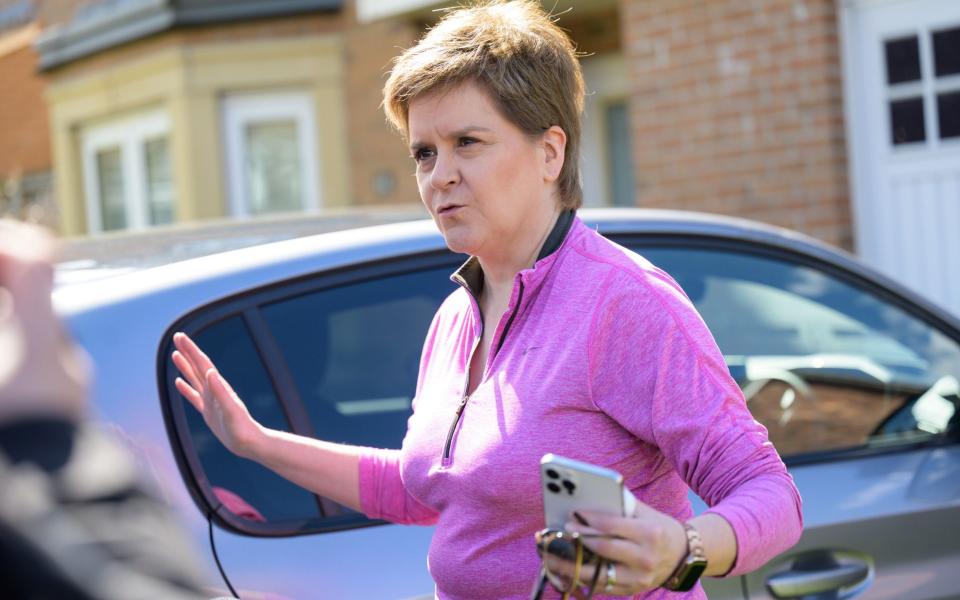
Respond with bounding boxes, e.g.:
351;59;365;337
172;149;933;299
355;307;443;526
0;418;209;600
357;447;438;525
588;268;803;577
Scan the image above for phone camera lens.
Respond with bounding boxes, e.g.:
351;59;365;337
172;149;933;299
546;469;559;480
562;480;576;495
547;482;562;494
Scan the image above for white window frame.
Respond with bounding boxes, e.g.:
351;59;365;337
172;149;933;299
581;54;629;208
81;111;172;233
221;92;321;218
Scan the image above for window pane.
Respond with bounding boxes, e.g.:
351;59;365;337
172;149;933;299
933;26;960;77
605;101;636;207
937;91;960;139
244;120;303;215
885;36;921;84
261;268;453;449
636;246;960;458
95;146;126;231
188;316;321;522
890;97;926;144
144;137;175;226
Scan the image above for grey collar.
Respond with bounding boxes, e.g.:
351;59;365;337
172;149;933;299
451;209;576;298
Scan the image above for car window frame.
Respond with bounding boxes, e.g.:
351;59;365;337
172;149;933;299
611;232;960;468
157;249;461;537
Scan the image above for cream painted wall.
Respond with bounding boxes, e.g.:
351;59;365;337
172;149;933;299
46;35;348;235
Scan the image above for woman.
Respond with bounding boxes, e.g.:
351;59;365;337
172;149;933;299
172;2;802;598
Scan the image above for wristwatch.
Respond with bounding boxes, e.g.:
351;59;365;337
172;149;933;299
664;522;708;591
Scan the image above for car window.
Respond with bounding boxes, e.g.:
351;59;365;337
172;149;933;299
636;245;960;459
261;267;454;449
164;261;457;533
188;316;322;523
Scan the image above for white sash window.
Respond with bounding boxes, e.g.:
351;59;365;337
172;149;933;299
222;92;321;218
81;111;174;233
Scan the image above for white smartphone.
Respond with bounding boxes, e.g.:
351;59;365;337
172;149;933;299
540;454;636;530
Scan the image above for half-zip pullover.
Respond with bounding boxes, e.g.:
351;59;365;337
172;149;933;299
441;211;575;462
358;215;803;599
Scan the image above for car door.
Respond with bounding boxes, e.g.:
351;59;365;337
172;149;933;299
628;237;960;600
158;250;462;599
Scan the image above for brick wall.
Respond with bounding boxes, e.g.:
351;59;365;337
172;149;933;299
619;0;852;249
343;16;421;206
0;27;50;175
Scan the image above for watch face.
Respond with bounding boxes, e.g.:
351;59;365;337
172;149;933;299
673;558;708;591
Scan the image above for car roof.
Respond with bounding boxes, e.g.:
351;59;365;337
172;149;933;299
56;206;431;286
53;207;960;333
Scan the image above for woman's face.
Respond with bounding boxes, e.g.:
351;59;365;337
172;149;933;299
407;81;563;261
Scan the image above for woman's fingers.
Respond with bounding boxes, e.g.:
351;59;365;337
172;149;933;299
171;333;258;458
172;334;208;391
172;350;204;393
567;506;687;592
543;554;636;597
542;554;597;592
175;377;204;412
572;509;672;553
173;332;216;380
576;536;651;573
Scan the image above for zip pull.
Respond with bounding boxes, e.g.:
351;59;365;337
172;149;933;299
442;394;469;460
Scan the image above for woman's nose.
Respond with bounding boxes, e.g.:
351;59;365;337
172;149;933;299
429;152;460;190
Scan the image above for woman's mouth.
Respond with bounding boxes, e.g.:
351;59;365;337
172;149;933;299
437;205;463;216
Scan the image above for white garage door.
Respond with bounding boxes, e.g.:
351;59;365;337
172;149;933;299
841;0;960;316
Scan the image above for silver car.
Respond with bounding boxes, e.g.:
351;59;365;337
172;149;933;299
55;209;960;600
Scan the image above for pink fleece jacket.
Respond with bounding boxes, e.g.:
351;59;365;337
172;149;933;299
358;217;803;599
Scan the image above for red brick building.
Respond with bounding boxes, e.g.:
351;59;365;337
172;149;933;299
0;4;49;223
621;0;852;249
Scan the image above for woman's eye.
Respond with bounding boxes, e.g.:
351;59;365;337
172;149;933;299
413;148;435;162
458;137;478;147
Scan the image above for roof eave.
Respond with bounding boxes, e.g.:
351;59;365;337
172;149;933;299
34;0;342;72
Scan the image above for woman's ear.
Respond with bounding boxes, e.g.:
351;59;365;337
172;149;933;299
541;125;567;183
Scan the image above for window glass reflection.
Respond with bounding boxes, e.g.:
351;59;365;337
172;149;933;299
144;136;175;225
95;146;126;231
244;120;303;215
637;245;960;457
937;91;960;139
890;97;926;145
262;268;453;449
933;26;960;77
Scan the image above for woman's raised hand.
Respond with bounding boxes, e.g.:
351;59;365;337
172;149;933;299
172;332;263;459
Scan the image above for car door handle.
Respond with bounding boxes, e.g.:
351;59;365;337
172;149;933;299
766;561;870;599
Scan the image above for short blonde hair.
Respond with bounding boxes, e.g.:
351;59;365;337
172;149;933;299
383;1;585;210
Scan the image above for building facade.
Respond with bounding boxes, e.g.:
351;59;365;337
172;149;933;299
2;0;957;312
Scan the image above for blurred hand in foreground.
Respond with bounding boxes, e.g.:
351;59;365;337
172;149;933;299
0;220;91;423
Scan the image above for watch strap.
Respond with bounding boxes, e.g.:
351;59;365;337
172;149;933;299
664;521;708;591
